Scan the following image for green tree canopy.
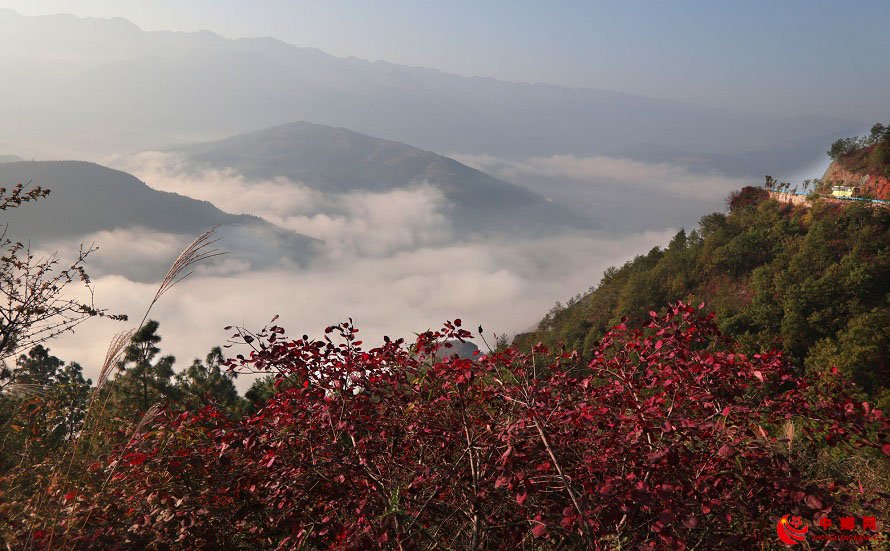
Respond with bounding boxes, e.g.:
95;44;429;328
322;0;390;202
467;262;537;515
518;196;890;408
106;320;178;418
175;347;244;414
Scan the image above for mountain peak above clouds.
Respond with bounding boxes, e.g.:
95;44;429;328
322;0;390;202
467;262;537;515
143;121;594;235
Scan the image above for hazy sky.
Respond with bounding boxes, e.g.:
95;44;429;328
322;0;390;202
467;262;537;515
2;0;888;121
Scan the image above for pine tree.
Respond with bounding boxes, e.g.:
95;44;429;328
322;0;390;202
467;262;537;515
175;347;244;414
106;320;178;417
1;346;91;465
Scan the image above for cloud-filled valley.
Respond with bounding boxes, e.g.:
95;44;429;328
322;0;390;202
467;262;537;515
22;125;755;389
452;153;755;233
113;151;456;258
46;213;672;392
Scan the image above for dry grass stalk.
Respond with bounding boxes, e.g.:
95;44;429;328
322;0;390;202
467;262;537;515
150;227;224;309
73;403;165;541
79;227;225;457
783;419;795;454
47;228;225;548
95;329;135;392
2;382;44;398
127;403;162;444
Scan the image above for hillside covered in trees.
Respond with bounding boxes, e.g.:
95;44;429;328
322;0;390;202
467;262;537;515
517;188;890;408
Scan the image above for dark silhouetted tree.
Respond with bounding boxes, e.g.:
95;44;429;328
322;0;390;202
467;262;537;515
175;347;244;413
106;320;178;417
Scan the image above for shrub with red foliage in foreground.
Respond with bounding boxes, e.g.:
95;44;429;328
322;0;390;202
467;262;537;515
61;304;887;549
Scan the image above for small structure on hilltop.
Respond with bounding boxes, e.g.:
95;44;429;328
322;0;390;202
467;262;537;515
831;185;859;198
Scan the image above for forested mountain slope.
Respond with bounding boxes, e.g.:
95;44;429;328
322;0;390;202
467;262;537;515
517;189;890;406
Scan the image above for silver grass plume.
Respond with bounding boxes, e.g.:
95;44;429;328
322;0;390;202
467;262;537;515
95;329;135;392
127;403;163;445
140;226;225;328
2;382;44;398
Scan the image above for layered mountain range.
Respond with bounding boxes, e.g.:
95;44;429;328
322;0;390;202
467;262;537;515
0;8;859;179
0;121;594;283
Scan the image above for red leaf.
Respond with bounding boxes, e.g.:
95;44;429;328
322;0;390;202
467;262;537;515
804;495;823;510
64;491;77;501
531;523;547;538
126;452;148;466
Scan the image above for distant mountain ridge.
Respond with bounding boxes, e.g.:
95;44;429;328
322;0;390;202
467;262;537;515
158;122;593;234
0;8;860;177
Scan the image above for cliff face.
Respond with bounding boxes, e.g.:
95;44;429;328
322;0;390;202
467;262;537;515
822;159;890;200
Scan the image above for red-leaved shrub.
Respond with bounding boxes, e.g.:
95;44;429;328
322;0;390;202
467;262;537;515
58;304;887;549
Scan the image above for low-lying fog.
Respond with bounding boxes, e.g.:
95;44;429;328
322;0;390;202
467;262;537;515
43;153;700;390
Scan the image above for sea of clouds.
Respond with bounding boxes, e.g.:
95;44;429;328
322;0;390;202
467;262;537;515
43;153;703;390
